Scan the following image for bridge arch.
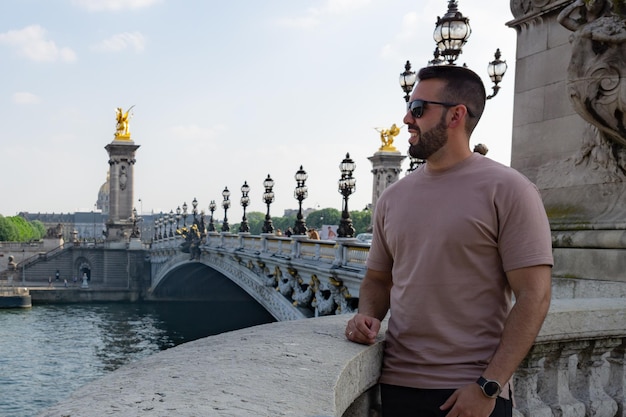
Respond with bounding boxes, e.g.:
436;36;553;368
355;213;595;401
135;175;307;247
150;252;307;321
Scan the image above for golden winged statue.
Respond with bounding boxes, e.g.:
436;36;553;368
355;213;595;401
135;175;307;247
114;105;135;140
375;123;401;152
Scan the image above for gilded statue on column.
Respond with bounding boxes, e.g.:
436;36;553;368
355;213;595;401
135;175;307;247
114;105;135;140
375;123;401;152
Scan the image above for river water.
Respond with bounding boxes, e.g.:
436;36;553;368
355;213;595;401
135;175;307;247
0;301;275;417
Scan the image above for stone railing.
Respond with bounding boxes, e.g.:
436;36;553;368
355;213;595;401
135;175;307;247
200;232;372;267
38;297;626;417
513;297;626;417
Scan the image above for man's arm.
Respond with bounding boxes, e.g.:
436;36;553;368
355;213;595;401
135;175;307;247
441;264;552;416
482;264;552;385
345;268;392;345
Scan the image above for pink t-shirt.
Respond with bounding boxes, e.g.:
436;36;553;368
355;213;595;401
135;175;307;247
367;153;553;389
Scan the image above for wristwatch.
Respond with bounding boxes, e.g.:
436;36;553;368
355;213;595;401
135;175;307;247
476;376;502;399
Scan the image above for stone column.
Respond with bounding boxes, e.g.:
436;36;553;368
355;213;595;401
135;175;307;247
368;150;406;221
104;139;140;243
508;0;626;284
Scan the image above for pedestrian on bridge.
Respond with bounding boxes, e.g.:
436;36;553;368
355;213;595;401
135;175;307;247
345;65;553;417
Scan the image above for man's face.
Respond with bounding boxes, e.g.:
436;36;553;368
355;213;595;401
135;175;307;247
408;113;448;160
404;79;450;160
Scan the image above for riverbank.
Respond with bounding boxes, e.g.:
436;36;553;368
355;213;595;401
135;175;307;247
8;280;141;304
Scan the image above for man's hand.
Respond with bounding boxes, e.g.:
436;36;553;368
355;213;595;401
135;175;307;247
345;313;381;345
439;383;496;417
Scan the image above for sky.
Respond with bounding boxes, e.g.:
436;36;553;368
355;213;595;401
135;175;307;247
0;0;518;219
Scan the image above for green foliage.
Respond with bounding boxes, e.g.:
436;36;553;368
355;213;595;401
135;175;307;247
31;220;46;239
305;208;341;229
0;215;46;242
0;216;18;241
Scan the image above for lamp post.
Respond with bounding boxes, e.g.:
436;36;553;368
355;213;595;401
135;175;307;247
182;202;188;227
208;200;217;232
486;49;508;99
337;153;357;238
433;0;472;65
192;197;198;223
169;210;175;237
293;165;308;235
399;61;417;103
221;187;231;232
176;206;181;231
262;174;275;234
432;0;507;98
399;62;425;174
239;181;250;233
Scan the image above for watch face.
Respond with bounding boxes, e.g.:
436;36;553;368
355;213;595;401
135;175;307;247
484;381;500;397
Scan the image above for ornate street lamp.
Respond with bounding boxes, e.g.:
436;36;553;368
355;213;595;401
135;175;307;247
293;165;308;235
337;153;357;238
208;200;217;232
399;60;423;173
399;60;417;103
433;0;471;65
153;217;159;241
432;1;507;99
169;209;175;237
221;187;231;232
239;181;251;233
158;213;164;239
486;49;508;99
192;197;198;223
262;174;275;234
176;206;181;231
182;202;188;227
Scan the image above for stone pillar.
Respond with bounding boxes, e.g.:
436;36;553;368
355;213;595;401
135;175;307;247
368;150;406;219
508;0;626;283
104;139;140;243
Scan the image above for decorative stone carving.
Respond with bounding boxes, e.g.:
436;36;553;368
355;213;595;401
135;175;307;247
558;0;626;170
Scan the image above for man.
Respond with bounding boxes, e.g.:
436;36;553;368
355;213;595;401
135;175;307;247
345;65;553;417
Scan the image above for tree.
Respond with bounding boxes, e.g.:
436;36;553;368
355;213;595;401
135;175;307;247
0;215;18;241
31;220;46;240
304;208;341;229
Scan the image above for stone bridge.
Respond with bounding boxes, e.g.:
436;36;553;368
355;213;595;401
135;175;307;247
149;232;369;320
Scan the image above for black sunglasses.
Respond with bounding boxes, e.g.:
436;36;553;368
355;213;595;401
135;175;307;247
407;99;474;119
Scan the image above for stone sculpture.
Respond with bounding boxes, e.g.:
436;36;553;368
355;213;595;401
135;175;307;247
114;106;134;140
558;0;626;171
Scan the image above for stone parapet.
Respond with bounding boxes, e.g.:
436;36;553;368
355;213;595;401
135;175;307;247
38;298;626;417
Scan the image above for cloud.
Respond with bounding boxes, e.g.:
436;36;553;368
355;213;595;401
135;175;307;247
276;0;372;28
0;25;76;62
13;92;42;104
92;32;146;52
71;0;161;12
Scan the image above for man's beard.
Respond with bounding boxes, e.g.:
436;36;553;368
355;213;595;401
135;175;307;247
408;115;448;160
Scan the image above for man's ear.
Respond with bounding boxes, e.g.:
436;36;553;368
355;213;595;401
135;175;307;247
447;105;468;129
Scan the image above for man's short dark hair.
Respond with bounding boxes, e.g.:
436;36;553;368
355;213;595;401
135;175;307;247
417;65;486;135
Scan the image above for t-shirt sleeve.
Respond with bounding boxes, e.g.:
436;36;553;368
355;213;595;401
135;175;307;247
498;180;554;271
366;197;394;272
